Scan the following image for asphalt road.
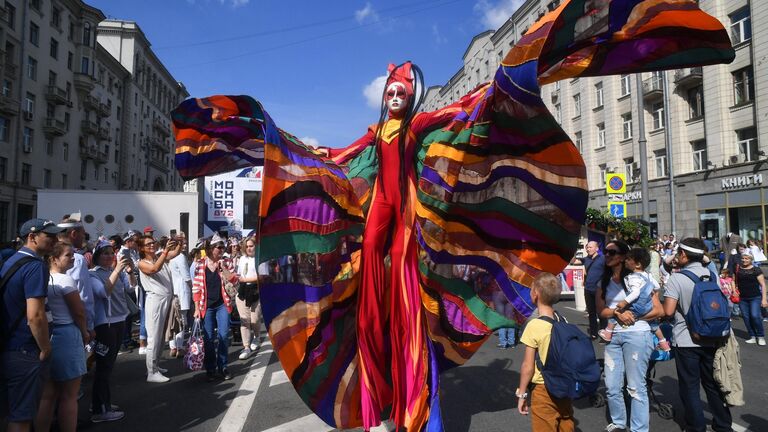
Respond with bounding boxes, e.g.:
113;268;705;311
75;298;767;431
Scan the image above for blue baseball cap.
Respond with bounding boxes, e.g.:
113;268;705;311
20;218;66;237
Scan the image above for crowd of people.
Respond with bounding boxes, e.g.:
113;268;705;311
0;216;282;432
515;236;750;432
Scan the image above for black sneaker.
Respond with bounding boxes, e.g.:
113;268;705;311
220;369;232;380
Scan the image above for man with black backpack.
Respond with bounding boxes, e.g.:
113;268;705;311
1;219;64;432
664;237;733;432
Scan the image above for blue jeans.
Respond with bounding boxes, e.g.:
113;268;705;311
603;330;653;432
139;286;147;340
203;304;231;372
740;296;765;338
498;327;516;346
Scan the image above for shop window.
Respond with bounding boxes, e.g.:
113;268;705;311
699;209;726;251
729;205;763;245
691;140;707;171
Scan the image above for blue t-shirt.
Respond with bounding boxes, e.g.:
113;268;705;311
1;247;49;351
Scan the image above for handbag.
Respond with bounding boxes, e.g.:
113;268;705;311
220;266;239;299
183;318;205;371
730;290;741;304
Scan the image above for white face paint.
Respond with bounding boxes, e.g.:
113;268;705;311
385;82;408;115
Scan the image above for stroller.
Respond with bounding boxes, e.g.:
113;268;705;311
590;322;675;420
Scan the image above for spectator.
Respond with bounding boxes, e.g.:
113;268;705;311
138;235;182;383
597;240;663;432
192;234;239;381
226;238;242;268
663;238;733;432
647;244;661;286
1;218;63;431
58;218;95;347
746;239;766;267
169;233;193;358
235;236;269;359
278;254;295;284
516;273;574;431
734;253;767;345
119;230;142;352
89;240;135;421
35;242;88;432
582;241;605;340
727;243;749;277
493;290;516;349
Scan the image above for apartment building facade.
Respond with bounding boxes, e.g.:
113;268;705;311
0;0;187;241
422;0;767;248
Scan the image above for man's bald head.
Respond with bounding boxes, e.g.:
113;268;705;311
585;241;600;257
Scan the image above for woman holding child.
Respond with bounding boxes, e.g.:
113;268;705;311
597;241;664;432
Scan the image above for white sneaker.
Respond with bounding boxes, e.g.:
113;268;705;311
745;337;757;344
238;348;253;360
146;372;170;383
91;410;125;423
758;337;766;346
138;347;147;355
250;342;260;352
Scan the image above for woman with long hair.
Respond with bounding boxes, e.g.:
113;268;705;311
192;235;239;381
88;240;136;421
138;235;182;383
35;242;89;431
597;240;663;432
734;253;767;345
235;236;265;359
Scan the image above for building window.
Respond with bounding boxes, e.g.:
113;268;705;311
6;3;15;29
0;157;6;181
620;74;631;97
83;22;91;46
24;93;35;114
654;150;667;178
80;159;87;180
21;163;31;185
63;143;69;161
730;8;751;45
23;127;33;150
50;38;58;59
622;113;632;140
2;79;10;97
0;116;8;142
687;85;704;119
104;168;108;183
554;103;561;123
594;82;604;108
30;0;40;11
30;22;39;46
737;127;758;162
48;70;56;86
43;169;51;188
61;174;67;188
574;131;582;153
652;102;664;130
51;7;61;29
596;123;605;149
46;140;53;155
692;140;707;171
733;67;754;105
27;56;37;80
94;164;98;180
573;93;581;117
80;57;89;75
624;157;635;182
67;52;73;70
599;164;607;188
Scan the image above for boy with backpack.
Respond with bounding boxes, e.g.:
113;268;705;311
516;273;600;431
663;238;732;432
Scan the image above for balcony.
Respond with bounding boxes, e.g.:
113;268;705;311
81;120;99;136
674;67;703;88
0;94;20;116
97;102;110;118
152;116;170;136
145;136;169;153
43;117;68;136
83;94;99;111
0;5;7;21
79;143;107;164
73;73;95;92
149;152;169;173
45;85;72;106
98;126;110;141
642;76;663;100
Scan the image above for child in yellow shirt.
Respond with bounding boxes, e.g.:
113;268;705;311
516;273;575;432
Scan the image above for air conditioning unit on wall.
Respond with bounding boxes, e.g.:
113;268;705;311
729;154;746;165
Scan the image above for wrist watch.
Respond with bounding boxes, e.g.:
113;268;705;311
515;389;528;399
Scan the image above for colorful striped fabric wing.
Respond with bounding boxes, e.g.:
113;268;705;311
415;0;734;372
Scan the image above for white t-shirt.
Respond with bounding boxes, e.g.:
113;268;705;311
605;279;651;333
237;256;270;278
48;273;78;325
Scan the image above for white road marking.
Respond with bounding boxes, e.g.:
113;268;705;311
269;370;289;387
732;422;749;432
260;415;396;432
215;350;272;432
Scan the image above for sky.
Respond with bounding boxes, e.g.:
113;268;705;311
88;0;525;147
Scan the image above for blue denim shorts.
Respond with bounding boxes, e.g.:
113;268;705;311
1;348;50;422
50;323;87;381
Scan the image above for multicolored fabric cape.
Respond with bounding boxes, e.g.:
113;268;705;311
172;1;733;429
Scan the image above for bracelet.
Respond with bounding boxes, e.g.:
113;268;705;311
515;389;528;399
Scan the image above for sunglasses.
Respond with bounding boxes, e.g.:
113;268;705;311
144;241;156;247
213;244;225;250
604;249;621;256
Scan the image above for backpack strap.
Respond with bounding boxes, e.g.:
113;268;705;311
0;256;40;342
